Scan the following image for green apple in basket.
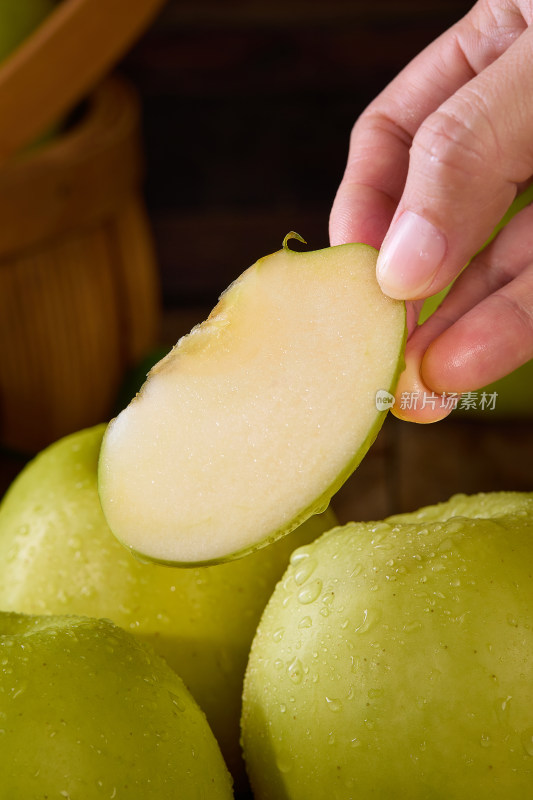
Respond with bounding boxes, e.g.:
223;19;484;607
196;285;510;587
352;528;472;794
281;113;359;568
0;610;233;798
0;0;57;63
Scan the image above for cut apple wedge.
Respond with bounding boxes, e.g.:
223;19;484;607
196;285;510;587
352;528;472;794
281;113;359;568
98;234;406;565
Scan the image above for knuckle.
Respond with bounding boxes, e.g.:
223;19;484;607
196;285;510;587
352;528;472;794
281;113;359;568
411;94;497;182
497;285;533;340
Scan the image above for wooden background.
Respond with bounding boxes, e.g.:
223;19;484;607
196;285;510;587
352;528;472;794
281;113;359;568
121;0;476;306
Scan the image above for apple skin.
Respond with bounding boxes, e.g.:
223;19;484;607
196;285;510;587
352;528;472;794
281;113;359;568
0;611;233;798
241;493;533;799
0;423;337;784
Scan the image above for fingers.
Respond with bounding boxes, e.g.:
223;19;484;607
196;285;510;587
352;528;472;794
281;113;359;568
330;0;528;250
392;202;533;422
391;318;460;424
377;22;533;300
330;0;533;423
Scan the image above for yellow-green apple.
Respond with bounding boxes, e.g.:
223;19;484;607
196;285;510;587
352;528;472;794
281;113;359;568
0;0;56;62
0;424;337;783
242;492;533;799
98;234;406;565
0;611;233;798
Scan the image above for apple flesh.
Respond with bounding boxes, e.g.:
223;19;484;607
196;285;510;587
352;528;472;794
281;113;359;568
98;234;406;565
0;423;337;784
241;492;533;799
0;611;233;798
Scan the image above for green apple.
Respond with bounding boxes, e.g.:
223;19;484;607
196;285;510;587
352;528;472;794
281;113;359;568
388;490;533;526
0;0;56;62
0;423;337;784
241;492;533;799
98;234;406;565
0;611;233;798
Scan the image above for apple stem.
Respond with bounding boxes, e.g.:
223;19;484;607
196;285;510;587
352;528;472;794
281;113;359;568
282;231;307;251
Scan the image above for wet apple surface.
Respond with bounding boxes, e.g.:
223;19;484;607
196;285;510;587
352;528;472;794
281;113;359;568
241;492;533;799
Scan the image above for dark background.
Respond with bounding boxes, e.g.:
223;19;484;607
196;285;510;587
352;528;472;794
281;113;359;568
120;0;475;308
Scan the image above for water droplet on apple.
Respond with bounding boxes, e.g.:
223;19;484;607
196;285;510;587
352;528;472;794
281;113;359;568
290;549;310;566
494;695;512;725
275;750;293;774
12;680;27;700
288;658;304;684
437;537;455;553
297;579;322;605
298;616;312;629
272;627;285;643
521;728;533;757
325;696;342;712
480;733;491;748
354;607;381;634
169;691;186;712
294;557;318;586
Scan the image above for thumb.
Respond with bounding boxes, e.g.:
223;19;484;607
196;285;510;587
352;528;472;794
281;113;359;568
376;26;533;301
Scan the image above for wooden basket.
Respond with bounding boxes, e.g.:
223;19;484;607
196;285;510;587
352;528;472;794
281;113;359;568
0;76;160;453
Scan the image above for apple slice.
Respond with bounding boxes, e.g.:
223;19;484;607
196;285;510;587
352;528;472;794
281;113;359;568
98;234;406;565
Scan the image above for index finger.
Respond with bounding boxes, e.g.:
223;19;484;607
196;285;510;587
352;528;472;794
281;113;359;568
329;0;527;247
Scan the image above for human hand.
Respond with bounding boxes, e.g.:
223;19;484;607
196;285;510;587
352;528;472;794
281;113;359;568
329;0;533;423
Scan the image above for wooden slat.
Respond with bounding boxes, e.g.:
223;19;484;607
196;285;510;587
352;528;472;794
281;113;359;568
0;78;143;261
0;0;167;161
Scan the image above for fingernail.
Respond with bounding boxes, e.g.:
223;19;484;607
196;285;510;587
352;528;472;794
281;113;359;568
376;211;447;298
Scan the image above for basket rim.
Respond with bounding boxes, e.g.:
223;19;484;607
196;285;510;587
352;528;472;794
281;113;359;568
0;74;144;261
